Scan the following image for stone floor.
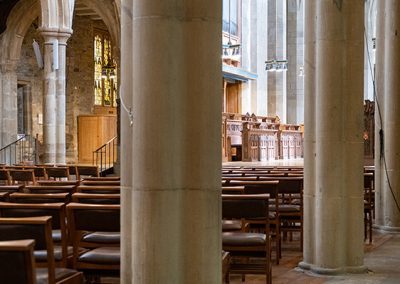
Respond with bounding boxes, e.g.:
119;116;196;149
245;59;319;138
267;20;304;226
227;230;400;283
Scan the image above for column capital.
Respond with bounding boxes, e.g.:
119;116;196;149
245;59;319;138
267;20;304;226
38;28;72;45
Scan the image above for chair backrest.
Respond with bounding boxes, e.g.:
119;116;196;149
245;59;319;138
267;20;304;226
26;185;76;195
80;180;120;186
45;167;70;180
0;192;9;202
0;185;24;193
77;185;120;194
9;193;70;204
0;239;36;284
0;169;11;185
222;194;270;220
72;193;120;204
0;216;55;283
9;170;36;185
38;180;79;187
239;181;279;198
67;203;120;233
76;166;99;180
83;176;120;181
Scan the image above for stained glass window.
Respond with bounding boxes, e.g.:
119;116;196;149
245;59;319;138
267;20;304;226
94;30;117;107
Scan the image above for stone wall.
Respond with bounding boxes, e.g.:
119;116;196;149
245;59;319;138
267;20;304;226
16;16;114;163
16;24;43;143
66;16;95;162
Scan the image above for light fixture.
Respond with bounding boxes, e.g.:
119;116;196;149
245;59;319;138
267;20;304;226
265;59;288;72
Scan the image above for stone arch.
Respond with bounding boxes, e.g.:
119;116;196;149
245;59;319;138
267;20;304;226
80;0;121;55
0;0;40;64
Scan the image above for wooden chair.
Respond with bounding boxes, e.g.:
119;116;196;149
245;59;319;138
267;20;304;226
0;216;83;284
222;194;271;284
67;203;120;278
76;166;99;180
240;181;281;264
0;239;37;284
275;177;303;251
9;169;36;185
0;202;68;267
0;169;11;185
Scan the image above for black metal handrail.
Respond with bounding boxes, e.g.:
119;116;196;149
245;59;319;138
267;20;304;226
93;136;117;174
0;134;38;165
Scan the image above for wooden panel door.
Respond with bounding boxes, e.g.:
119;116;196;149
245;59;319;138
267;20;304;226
78;115;117;163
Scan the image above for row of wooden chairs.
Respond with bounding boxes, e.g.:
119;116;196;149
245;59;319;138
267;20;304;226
0;200;120;282
0;165;103;185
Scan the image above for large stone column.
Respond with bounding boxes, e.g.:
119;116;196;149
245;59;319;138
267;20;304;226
40;30;71;164
300;0;366;274
0;61;18;149
121;0;221;283
375;0;400;231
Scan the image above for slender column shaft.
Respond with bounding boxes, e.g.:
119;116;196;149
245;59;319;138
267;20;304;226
300;0;316;270
55;35;70;164
41;34;57;164
301;0;365;274
375;0;400;231
121;0;221;283
40;31;71;164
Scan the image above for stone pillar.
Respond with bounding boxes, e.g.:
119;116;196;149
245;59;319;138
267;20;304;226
40;30;71;164
287;0;305;124
55;33;71;164
375;0;400;231
0;61;18;162
120;0;221;283
267;0;287;122
300;0;366;274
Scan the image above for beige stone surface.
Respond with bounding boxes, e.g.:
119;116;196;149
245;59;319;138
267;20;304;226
302;0;365;274
120;0;221;283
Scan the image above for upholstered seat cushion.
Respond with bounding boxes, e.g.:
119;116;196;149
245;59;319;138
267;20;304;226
78;247;120;264
82;231;120;244
34;245;69;262
222;220;242;231
52;230;61;242
222;232;266;246
36;268;81;284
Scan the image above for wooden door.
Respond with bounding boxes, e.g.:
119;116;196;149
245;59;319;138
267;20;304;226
78;115;117;163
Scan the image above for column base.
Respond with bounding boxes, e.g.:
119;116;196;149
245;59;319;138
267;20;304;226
298;261;367;275
373;224;400;232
